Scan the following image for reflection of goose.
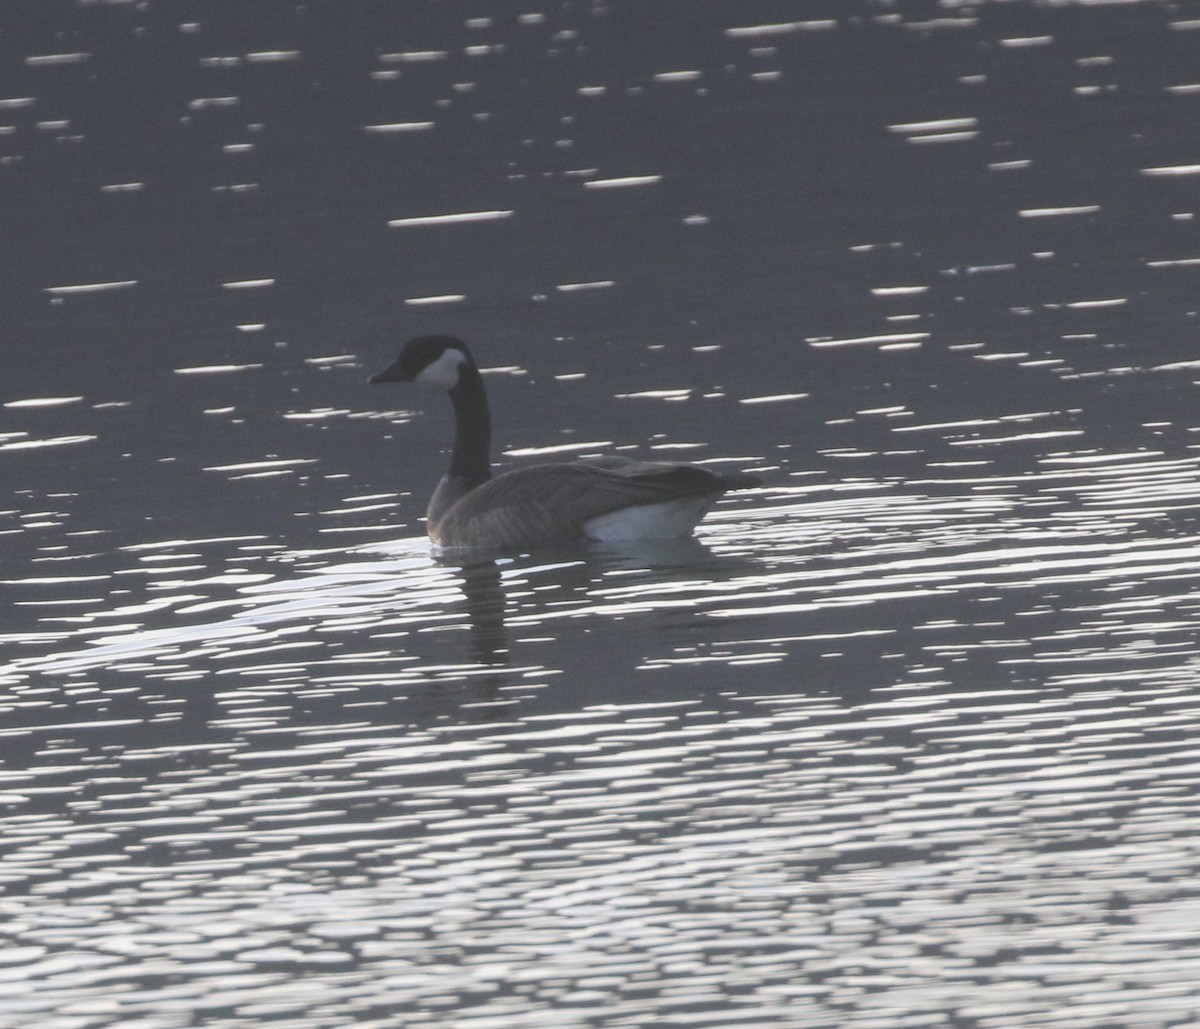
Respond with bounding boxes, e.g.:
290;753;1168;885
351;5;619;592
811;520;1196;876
370;335;760;551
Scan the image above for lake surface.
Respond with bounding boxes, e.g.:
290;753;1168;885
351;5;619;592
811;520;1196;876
5;2;1200;1026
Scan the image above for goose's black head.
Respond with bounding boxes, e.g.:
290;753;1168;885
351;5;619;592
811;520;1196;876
369;335;474;389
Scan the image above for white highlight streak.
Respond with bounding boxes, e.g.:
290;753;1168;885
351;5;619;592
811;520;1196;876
584;175;663;189
389;210;513;228
45;280;138;295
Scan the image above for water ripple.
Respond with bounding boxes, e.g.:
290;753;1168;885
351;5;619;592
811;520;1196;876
7;1;1200;1024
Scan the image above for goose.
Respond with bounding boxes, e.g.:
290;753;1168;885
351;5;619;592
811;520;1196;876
369;335;759;550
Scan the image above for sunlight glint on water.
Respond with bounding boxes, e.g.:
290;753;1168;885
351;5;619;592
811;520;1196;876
6;1;1200;1026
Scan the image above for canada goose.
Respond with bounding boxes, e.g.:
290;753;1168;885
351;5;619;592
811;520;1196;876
369;335;759;550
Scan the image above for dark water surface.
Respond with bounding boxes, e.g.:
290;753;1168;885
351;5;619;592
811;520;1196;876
5;2;1200;1026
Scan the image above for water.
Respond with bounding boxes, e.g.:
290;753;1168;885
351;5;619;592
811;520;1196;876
5;2;1200;1026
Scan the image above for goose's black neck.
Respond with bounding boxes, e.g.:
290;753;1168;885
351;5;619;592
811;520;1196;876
447;362;492;488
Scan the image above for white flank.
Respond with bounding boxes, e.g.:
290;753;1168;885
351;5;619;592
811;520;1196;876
584;498;714;542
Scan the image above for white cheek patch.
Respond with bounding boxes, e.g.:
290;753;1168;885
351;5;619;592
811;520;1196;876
415;348;467;388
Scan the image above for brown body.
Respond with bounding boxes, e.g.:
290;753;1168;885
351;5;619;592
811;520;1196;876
370;336;759;551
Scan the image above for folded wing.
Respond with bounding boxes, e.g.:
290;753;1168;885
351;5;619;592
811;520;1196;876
432;459;758;549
